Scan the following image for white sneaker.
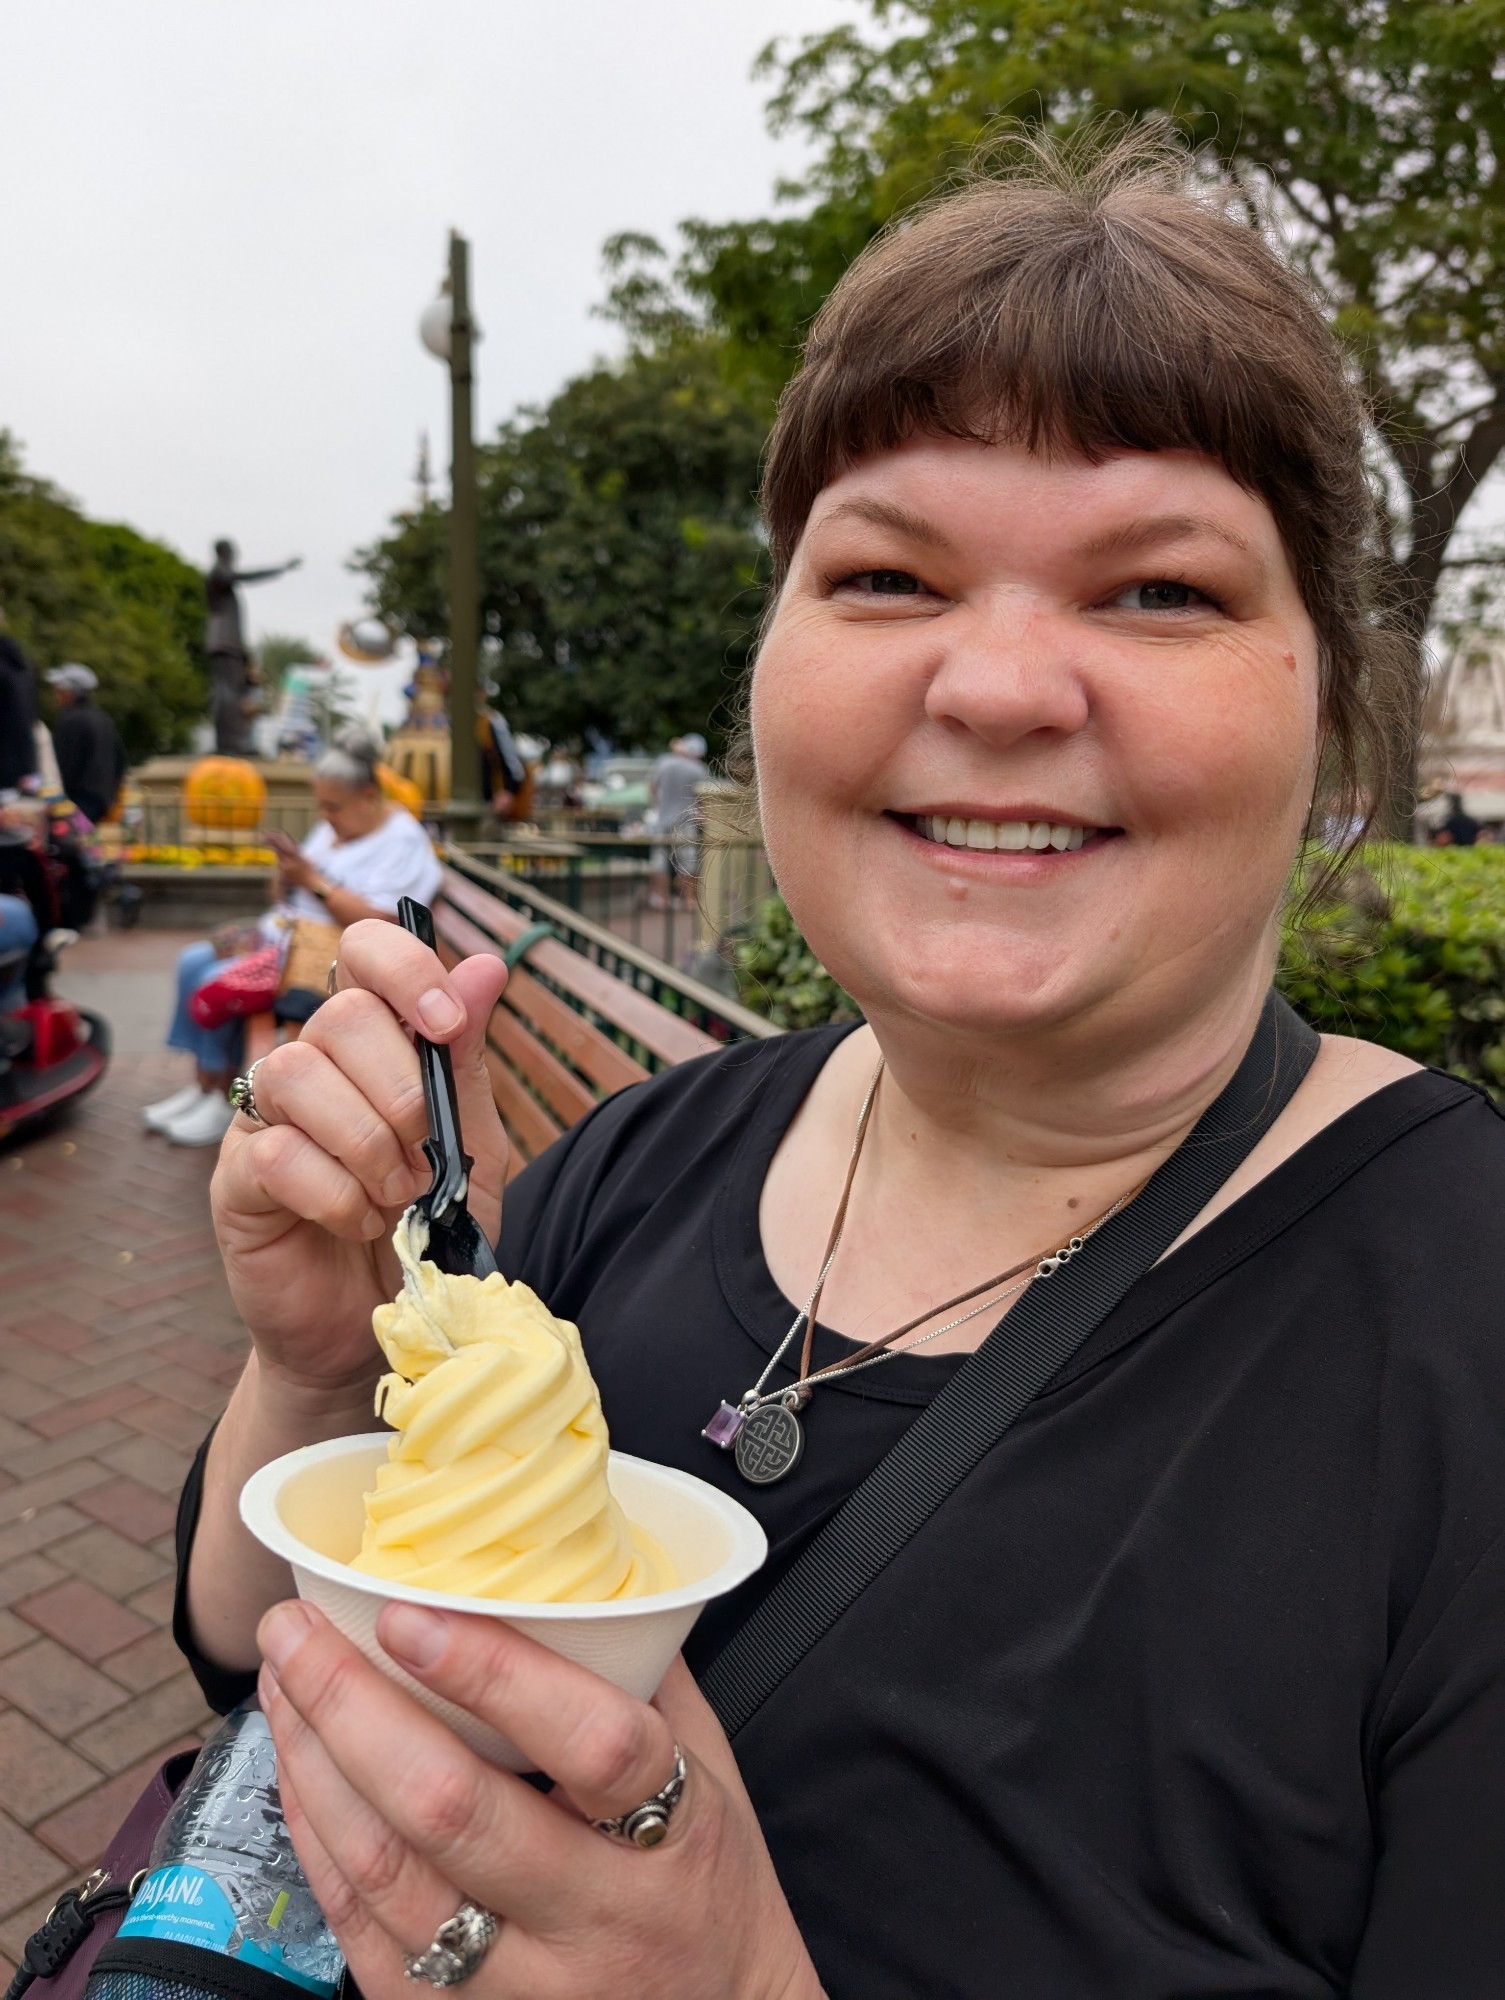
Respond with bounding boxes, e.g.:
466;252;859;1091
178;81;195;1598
163;1090;236;1147
143;1081;206;1133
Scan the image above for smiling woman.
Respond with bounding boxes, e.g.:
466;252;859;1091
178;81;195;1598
177;130;1505;2000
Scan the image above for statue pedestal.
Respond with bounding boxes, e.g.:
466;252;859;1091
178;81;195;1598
385;725;452;805
133;757;319;844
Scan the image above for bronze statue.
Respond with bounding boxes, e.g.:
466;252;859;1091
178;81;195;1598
205;540;301;754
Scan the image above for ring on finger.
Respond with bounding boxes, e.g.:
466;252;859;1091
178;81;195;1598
591;1743;688;1848
228;1056;271;1129
403;1900;499;1987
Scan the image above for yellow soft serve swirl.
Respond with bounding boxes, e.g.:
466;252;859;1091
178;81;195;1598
352;1215;675;1601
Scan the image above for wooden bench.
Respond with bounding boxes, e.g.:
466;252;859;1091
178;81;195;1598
247;854;780;1168
432;859;779;1174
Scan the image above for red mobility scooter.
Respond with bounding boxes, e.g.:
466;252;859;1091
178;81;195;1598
0;820;111;1142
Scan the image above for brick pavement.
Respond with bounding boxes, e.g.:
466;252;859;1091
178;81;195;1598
0;1029;247;1969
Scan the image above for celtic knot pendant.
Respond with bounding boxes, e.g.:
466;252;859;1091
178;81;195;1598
733;1401;804;1484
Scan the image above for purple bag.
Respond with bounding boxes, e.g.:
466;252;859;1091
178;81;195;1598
12;1752;197;2000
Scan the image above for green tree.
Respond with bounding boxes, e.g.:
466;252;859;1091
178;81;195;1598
256;632;322;694
356;343;767;749
0;432;207;762
611;0;1505;814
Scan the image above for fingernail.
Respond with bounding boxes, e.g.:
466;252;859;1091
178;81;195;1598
381;1169;411;1207
259;1601;315;1671
418;988;463;1036
362;1208;386;1239
379;1602;448;1671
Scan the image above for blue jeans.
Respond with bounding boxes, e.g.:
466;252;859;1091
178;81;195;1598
0;895;38;1013
167;940;247;1074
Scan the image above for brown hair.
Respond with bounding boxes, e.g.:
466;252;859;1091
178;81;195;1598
750;125;1411;863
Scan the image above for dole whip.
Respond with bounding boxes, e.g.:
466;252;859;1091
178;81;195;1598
352;1213;675;1601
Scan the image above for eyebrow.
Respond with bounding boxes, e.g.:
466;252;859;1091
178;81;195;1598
1076;514;1255;560
813;497;958;550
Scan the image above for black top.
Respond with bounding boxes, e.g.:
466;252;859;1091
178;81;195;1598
0;634;38;791
52;700;127;825
176;1026;1505;1998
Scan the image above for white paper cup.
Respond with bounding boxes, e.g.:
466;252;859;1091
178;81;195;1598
240;1433;767;1769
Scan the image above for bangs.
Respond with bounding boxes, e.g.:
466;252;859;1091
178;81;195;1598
762;182;1355;596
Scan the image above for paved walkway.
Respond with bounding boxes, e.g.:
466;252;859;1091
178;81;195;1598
0;931;243;1968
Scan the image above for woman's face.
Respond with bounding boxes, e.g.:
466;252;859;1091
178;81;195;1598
315;778;383;842
752;437;1321;1043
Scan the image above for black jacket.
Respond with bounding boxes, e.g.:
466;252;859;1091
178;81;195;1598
0;636;38;790
53;699;127;822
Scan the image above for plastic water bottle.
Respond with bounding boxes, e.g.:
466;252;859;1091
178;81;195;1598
85;1700;344;2000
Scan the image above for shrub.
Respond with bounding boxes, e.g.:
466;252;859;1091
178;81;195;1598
732;846;1505;1091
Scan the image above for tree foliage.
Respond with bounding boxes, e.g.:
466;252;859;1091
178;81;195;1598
256;632;323;692
0;432;207;763
615;0;1505;646
356;344;767;750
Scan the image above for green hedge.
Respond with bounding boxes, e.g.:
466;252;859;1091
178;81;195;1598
732;845;1505;1090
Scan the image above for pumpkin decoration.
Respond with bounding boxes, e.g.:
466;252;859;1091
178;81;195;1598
183;756;267;831
376;762;425;816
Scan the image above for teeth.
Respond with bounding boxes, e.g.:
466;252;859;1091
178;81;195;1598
918;816;1092;852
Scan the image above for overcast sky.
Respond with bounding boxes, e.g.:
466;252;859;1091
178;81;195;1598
0;0;862;656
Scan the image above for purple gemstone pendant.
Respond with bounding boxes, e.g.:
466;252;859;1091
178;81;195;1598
701;1401;746;1450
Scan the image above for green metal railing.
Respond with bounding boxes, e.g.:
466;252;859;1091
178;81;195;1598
121;799;776;1001
463;831;773;979
444;849;780;1055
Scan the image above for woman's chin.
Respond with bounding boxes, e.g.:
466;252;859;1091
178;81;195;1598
832;931;1131;1042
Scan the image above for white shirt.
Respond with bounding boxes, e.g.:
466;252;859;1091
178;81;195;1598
283;808;443;923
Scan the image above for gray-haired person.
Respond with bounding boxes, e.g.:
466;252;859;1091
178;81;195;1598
46;663;127;824
143;726;441;1146
646;731;708;908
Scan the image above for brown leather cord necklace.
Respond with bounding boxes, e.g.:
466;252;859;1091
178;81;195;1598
702;1061;1140;1485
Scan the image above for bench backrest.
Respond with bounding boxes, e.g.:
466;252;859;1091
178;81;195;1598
432;863;777;1174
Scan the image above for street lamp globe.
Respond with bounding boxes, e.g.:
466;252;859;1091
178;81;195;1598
418;286;452;362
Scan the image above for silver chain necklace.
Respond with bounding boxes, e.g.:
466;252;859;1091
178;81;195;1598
702;1060;1137;1486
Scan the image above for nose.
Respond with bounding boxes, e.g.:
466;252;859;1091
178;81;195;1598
922;595;1091;747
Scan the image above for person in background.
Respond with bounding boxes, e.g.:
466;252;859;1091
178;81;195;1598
0;607;38;795
45;664;127;825
143;724;442;1148
1433;790;1479;848
646;730;708;908
0;895;38;1012
477;685;528;819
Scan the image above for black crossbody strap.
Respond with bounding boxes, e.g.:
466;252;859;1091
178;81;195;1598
701;990;1320;1739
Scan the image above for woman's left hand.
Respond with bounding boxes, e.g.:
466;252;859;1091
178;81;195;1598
257;1599;824;2000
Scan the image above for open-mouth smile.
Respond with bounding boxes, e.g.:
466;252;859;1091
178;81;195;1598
891;812;1122;854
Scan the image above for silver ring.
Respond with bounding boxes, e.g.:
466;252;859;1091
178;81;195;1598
228;1056;269;1128
403;1900;499;1987
325;957;340;997
591;1743;687;1849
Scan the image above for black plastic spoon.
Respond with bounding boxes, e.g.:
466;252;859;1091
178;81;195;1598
397;896;499;1279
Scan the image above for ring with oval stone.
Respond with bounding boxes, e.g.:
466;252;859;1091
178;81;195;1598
590;1743;688;1848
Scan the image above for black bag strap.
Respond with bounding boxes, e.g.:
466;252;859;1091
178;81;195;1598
701;990;1320;1738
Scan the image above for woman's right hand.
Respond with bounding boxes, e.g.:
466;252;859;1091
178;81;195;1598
210;921;511;1397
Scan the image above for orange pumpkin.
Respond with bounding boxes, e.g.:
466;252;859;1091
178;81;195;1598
376;762;425;815
183;756;267;831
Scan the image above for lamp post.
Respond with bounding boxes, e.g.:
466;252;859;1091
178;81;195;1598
419;229;482;826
